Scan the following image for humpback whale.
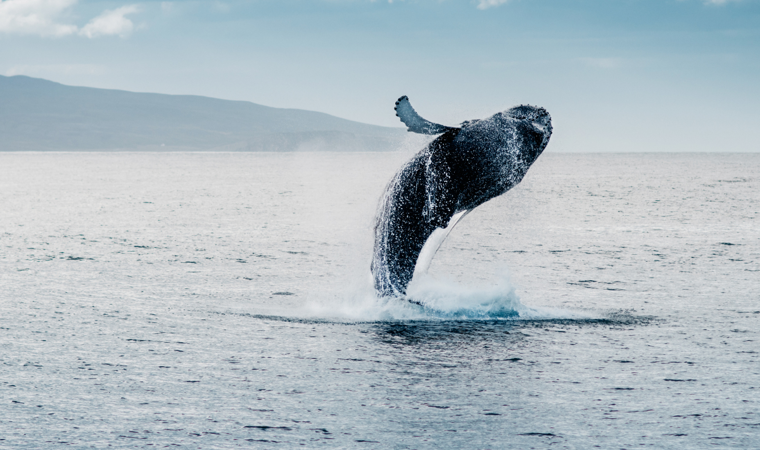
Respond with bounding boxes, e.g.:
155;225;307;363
371;96;553;298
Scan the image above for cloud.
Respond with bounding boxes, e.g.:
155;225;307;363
476;0;509;10
0;0;139;38
79;5;139;38
0;0;78;37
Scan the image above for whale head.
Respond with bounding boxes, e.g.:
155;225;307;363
459;104;552;164
498;105;553;161
504;105;552;137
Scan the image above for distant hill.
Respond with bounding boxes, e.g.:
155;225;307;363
0;75;405;151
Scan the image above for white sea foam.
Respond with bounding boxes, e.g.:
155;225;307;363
303;271;592;322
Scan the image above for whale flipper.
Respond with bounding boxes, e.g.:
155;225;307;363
395;96;459;135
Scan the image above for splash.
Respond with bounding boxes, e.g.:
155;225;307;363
404;274;525;319
303;272;592;322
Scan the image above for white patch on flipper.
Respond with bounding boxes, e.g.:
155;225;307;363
413;209;470;279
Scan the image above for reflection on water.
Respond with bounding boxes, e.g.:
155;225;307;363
370;313;655;348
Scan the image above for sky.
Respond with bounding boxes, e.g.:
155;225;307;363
1;0;759;152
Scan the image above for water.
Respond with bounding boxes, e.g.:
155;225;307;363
1;151;758;448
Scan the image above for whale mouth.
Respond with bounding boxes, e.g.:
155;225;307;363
531;121;547;133
530;119;549;134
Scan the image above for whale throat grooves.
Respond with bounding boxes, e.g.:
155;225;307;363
371;102;552;299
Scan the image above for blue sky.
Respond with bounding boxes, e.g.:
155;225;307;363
1;0;758;152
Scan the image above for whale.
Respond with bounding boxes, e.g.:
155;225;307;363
371;96;553;298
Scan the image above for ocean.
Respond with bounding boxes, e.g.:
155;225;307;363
1;151;758;448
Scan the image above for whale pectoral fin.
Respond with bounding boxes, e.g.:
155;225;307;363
395;95;459;135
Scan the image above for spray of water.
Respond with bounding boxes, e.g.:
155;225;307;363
303;268;595;322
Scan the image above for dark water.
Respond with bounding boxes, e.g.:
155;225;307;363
1;152;758;448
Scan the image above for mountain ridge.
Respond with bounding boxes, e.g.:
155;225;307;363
0;75;405;151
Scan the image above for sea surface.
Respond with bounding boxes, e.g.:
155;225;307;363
1;151;758;448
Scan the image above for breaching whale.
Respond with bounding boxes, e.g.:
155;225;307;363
371;96;553;298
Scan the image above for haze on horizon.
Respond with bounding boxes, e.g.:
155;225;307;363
1;0;758;153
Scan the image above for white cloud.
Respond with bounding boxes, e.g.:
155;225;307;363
476;0;509;10
79;5;139;38
0;0;139;38
0;0;78;37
